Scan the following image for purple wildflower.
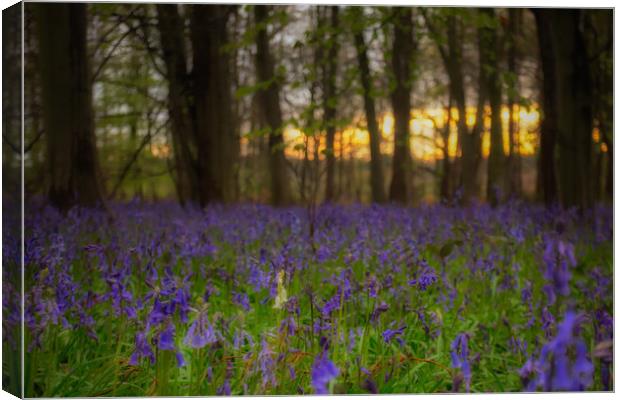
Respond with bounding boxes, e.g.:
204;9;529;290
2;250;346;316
311;352;339;394
542;236;577;300
232;291;251;311
521;311;593;391
369;301;389;324
129;330;154;365
183;311;217;349
367;275;379;298
450;333;472;392
321;292;341;317
156;322;186;367
382;324;406;345
257;337;277;388
409;261;438;291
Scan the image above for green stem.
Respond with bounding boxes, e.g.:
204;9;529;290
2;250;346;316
156;349;173;395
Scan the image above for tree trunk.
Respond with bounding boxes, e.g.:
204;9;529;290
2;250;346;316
388;7;414;204
604;135;612;200
35;3;103;210
353;9;386;203
450;21;478;205
439;98;453;201
156;4;199;205
550;10;593;209
254;5;291;206
323;6;339;203
2;5;23;397
191;5;237;204
506;8;523;198
532;9;558;207
2;3;22;201
482;9;505;206
584;10;613;203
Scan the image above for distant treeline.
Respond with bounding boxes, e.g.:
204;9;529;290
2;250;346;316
2;4;612;210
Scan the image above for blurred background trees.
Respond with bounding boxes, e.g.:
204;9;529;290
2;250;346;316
6;4;613;210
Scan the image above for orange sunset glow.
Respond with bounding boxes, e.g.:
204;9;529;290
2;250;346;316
272;105;541;162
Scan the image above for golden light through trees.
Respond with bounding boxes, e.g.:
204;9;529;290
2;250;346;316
271;104;541;162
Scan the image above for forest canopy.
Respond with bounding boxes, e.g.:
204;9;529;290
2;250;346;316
3;4;613;209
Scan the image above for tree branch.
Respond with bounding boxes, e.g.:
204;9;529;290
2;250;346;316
108;115;169;199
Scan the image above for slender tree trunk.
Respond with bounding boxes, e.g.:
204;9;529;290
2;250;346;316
353;10;386;203
388;7;414;204
482;9;505;206
604;135;612;200
156;4;199;205
532;9;558;207
443;16;478;205
191;5;237;204
585;10;613;203
506;8;523;198
35;3;103;210
2;7;23;395
337;129;344;199
323;6;339;203
2;3;22;201
230;7;243;201
425;12;486;205
439;99;453;201
254;5;291;206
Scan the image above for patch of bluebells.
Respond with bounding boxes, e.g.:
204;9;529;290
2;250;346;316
520;311;593;391
6;200;610;395
408;260;438;291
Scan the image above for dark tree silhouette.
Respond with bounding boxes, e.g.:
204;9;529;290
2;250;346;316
35;3;103;210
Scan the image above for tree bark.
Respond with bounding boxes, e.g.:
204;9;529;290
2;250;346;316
482;9;505;206
550;10;593;209
584;10;613;202
156;4;199;205
254;5;291;206
35;3;103;210
323;6;339;203
353;9;386;203
388;7;415;204
437;15;480;205
439;98;453;201
506;8;523;198
532;9;558;207
191;5;237;204
2;3;22;201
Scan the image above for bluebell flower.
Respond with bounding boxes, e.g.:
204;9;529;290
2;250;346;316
157;323;176;351
156;322;186;367
129;330;154;365
382;324;406;345
183;311;217;349
216;380;231;396
542;236;577;299
233;291;251;311
409;262;438;291
311;352;339;394
257;337;277;388
521;311;593;391
450;333;472;392
370;301;389;324
321;292;341;317
367;275;378;298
